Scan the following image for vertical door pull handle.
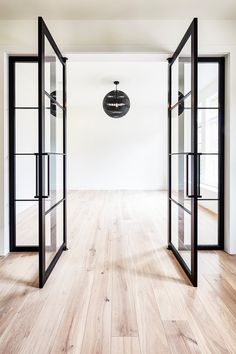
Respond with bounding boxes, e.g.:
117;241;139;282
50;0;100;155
34;153;50;198
34;153;39;198
186;153;202;199
197;153;202;198
186;153;192;198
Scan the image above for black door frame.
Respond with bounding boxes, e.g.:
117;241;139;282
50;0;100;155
9;55;39;252
38;17;67;288
197;57;225;251
8;18;67;288
168;18;198;286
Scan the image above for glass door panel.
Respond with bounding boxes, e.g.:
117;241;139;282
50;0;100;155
44;36;63;106
9;56;39;251
15;155;36;199
45;95;64;153
198;63;218;108
171;105;191;154
198;200;218;245
197;58;225;249
16;201;38;246
171;154;191;211
168;18;198;286
38;17;67;288
45;154;64;212
45;203;64;270
171;39;191;106
15;110;38;153
198;109;219;154
15;62;38;107
171;202;191;270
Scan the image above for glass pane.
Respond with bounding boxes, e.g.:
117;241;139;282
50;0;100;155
45;37;63;106
199;154;218;199
45;154;63;211
171;38;191;106
198;200;218;245
16;110;38;153
16;201;38;246
171;201;191;270
16;155;36;199
45;95;63;153
198;109;218;154
171;103;191;154
45;202;64;270
171;154;191;211
198;63;218;107
15;62;38;107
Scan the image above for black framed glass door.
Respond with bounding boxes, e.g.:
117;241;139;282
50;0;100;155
168;18;198;286
38;17;67;288
197;57;225;250
9;56;39;252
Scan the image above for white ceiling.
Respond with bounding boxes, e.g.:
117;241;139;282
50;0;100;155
0;0;236;20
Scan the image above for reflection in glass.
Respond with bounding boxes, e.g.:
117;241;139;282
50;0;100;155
16;155;36;200
198;200;218;245
199;155;218;200
198;63;218;107
171;201;191;270
16;201;38;246
171;154;191;211
15;62;38;107
45;154;64;211
198;109;218;154
197;62;219;246
171;38;191;106
45;202;64;270
171;104;191;154
16;110;38;153
45;95;63;153
45;37;63;105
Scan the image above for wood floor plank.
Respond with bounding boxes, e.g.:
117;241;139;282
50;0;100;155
80;269;112;354
111;337;141;354
163;320;200;354
111;226;138;337
80;222;112;354
50;270;94;354
127;224;170;354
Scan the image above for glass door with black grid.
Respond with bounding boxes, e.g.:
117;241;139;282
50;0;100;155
168;18;198;286
38;17;67;288
197;58;224;249
9;56;39;253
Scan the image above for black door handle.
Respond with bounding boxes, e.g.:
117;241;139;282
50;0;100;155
186;153;202;199
197;153;202;198
34;153;50;199
34;153;39;198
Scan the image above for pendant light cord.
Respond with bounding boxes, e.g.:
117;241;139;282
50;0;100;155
114;81;119;99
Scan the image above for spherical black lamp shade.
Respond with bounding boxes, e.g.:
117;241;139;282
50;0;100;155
103;82;130;118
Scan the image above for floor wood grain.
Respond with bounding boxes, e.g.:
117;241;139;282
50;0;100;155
0;190;236;354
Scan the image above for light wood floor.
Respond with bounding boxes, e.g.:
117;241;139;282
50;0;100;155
1;191;236;353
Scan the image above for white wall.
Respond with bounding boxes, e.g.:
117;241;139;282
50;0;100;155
67;59;167;190
0;19;236;254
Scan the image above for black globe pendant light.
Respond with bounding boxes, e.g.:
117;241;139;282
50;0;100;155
103;81;130;118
